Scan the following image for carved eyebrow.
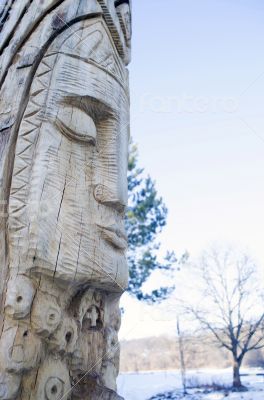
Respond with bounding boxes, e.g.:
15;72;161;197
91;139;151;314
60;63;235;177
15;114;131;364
61;95;115;123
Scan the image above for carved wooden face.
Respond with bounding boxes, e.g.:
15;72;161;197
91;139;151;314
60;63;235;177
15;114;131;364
8;18;129;291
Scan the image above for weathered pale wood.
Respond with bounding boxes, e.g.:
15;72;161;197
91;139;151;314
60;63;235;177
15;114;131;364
0;1;131;398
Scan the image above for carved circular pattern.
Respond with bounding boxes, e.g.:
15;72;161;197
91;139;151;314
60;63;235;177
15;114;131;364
46;307;61;328
49;317;78;355
32;294;62;337
45;377;64;400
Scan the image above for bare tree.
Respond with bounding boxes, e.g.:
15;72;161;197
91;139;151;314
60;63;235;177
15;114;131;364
177;317;187;395
183;246;264;389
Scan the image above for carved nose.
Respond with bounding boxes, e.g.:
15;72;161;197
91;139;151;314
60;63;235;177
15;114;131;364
93;184;127;213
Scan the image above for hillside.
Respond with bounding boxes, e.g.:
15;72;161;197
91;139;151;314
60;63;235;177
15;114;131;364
120;335;264;372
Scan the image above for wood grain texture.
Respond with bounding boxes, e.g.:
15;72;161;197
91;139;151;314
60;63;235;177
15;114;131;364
0;1;131;398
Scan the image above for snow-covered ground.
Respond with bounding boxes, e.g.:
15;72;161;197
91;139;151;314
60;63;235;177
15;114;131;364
117;368;264;400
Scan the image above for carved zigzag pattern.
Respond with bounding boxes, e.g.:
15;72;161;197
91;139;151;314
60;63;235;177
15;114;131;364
9;55;56;238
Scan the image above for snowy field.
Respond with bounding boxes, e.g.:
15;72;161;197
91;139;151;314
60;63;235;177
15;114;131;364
117;368;264;400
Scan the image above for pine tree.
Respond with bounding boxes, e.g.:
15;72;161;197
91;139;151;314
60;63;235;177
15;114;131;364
126;142;187;303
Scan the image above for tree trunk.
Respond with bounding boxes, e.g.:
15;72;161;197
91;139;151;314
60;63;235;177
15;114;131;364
0;1;131;398
177;318;187;395
233;360;242;388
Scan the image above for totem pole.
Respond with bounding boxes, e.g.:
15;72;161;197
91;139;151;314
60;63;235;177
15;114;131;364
0;0;131;398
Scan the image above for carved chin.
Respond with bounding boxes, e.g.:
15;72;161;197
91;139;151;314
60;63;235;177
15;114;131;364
28;249;128;292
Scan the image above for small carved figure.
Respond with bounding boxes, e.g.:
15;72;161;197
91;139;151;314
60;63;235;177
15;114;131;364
0;326;42;374
5;276;35;319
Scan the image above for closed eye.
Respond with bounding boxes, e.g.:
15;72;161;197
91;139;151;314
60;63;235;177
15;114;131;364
56;105;97;144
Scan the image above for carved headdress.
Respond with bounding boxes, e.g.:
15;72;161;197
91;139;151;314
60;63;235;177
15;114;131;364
0;0;131;75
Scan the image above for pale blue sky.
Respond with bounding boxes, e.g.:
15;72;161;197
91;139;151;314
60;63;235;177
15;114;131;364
130;0;264;264
120;1;264;338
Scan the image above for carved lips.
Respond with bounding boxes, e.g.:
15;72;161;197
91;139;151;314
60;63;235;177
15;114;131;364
97;224;127;250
